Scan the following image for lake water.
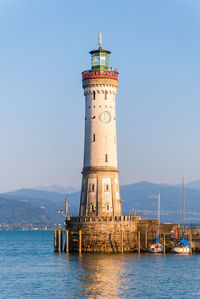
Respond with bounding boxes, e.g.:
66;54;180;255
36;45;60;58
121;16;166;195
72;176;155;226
0;231;199;298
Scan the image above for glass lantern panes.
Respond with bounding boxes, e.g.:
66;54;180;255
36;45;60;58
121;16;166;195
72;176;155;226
100;55;106;65
91;52;109;70
91;54;100;66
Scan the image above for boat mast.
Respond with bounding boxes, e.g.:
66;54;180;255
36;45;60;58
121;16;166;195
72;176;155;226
182;176;184;232
158;191;160;237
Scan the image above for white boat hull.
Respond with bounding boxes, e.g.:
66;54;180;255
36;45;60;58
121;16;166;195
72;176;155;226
150;243;164;253
172;246;192;254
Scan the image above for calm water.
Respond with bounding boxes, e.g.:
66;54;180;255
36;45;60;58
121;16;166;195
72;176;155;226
0;231;199;298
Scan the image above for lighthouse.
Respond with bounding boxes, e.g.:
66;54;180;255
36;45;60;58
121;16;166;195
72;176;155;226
79;33;122;217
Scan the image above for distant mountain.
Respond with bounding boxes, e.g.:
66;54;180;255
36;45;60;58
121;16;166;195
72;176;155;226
0;197;55;227
1;188;79;221
185;180;200;190
35;185;78;194
4;188;66;202
1;182;200;227
120;182;200;223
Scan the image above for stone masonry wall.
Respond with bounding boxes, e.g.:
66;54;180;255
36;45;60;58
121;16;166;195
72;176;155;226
66;216;138;253
65;216;200;253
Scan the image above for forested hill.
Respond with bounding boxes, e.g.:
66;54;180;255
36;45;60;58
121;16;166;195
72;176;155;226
1;181;200;228
0;197;55;228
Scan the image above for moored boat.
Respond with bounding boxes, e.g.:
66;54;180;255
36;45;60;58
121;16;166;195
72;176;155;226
172;232;192;254
150;192;165;253
172;177;192;254
150;236;164;253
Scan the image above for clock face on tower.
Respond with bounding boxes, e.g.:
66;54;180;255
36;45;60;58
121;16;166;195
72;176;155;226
99;111;111;123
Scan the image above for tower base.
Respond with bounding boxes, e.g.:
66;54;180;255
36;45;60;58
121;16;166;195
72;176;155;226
66;216;141;253
80;167;122;217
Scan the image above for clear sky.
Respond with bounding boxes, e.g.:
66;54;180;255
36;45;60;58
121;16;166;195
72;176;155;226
0;0;200;192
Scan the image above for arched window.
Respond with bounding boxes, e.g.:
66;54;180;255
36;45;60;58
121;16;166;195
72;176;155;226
93;91;96;100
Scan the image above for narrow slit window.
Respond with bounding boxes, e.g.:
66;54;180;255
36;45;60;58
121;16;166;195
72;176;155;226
105;154;108;162
93;91;96;100
89;184;95;192
107;204;109;211
105;91;108;100
93;134;95;142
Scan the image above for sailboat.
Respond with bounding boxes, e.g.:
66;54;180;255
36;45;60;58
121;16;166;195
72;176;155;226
150;192;164;253
150;236;164;253
172;232;191;254
172;177;192;254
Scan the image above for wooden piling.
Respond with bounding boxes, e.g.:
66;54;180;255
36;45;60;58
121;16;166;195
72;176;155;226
58;230;62;252
163;233;166;255
145;231;148;250
138;231;140;253
54;230;58;252
189;234;192;243
121;230;123;254
66;230;69;253
79;230;82;254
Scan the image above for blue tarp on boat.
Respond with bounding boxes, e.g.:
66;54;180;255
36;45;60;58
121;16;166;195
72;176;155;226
180;232;190;246
156;236;160;244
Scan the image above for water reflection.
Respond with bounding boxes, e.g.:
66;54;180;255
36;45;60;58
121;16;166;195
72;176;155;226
1;231;200;298
63;253;200;298
75;254;128;298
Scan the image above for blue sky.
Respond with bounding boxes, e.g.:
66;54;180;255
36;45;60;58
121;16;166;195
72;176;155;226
0;0;200;192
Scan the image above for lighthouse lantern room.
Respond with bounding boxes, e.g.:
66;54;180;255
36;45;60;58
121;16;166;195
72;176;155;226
90;33;110;70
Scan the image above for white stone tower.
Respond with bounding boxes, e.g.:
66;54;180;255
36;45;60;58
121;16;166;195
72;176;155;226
79;33;122;217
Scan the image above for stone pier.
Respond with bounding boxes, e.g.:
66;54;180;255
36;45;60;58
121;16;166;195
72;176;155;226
66;216;139;253
65;216;200;253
